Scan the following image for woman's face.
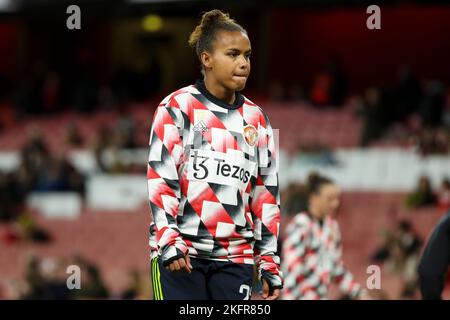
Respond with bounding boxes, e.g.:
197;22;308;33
310;184;341;219
201;30;251;92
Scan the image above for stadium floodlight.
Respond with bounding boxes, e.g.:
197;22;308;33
0;0;18;12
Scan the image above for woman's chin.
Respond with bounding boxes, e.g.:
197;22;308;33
234;81;247;92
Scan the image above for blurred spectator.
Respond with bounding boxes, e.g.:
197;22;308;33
371;228;396;262
372;220;423;299
309;58;347;108
72;256;109;299
64;122;84;148
22;255;47;299
0;172;21;221
372;220;423;263
92;125;113;173
16;214;52;243
19;254;110;299
11;163;35;203
391;65;422;122
15;128;86;196
418;80;444;128
120;269;144;300
1;213;51;245
0;127;86;224
405;176;437;209
416;129;435;156
359;87;389;147
385;240;420;299
434;128;450;154
90;114;141;173
114;112;137;149
21;127;50;175
396;220;423;256
21;255;70;299
416;128;450;156
310;72;332;106
34;153;85;196
327;57;347;106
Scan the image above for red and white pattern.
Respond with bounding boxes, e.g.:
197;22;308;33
282;212;361;299
147;84;282;288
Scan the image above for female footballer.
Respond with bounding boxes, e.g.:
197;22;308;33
281;172;369;300
147;9;282;300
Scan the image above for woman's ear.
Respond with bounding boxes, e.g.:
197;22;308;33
201;51;212;70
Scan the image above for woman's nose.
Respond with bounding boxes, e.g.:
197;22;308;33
239;56;249;68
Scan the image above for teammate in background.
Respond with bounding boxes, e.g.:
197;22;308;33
147;9;282;300
281;172;369;300
418;211;450;300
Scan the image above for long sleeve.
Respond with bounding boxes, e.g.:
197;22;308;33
281;219;309;299
250;112;283;289
147;99;188;266
332;262;361;298
331;224;361;299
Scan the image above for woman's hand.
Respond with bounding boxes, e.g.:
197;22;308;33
165;255;193;273
261;279;280;300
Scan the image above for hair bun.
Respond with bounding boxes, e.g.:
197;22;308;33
307;171;321;185
188;9;246;62
200;9;231;27
306;171;333;195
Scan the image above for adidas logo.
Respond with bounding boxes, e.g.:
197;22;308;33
193;120;209;133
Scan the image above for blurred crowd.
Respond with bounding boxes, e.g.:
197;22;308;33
268;58;347;106
371;220;423;299
406;176;450;214
0;129;84;223
355;67;450;152
267;62;450;154
0;254;147;300
9;51;161;117
91;112;144;174
1;55;449;160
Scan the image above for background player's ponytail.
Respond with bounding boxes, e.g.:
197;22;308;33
188;9;247;65
306;172;334;196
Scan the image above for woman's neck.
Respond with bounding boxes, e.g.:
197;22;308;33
308;206;324;221
204;77;235;105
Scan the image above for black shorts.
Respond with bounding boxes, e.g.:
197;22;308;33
151;256;254;300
